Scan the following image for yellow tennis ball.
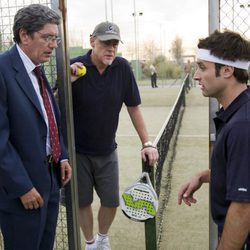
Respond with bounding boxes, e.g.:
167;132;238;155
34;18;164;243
76;66;87;77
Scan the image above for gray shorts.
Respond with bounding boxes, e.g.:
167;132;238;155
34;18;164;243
76;150;119;208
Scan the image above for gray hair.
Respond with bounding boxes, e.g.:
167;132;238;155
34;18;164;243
13;4;61;43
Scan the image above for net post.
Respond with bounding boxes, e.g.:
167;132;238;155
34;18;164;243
142;160;157;250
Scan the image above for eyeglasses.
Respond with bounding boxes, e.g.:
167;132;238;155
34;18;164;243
37;31;61;44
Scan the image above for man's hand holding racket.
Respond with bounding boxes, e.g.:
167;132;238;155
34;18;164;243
141;141;159;166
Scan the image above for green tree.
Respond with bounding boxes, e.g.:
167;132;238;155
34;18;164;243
154;55;166;79
171;36;183;64
142;54;181;80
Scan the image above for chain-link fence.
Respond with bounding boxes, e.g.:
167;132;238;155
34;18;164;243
0;1;70;249
220;0;250;37
0;0;58;84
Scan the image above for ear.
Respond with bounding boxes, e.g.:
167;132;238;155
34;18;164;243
19;29;30;45
222;65;234;79
90;36;95;48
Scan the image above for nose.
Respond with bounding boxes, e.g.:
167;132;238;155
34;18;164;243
193;69;200;81
49;40;58;49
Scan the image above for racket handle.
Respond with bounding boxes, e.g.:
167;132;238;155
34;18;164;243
142;157;151;173
141;160;156;188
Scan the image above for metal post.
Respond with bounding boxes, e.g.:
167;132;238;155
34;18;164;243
105;0;108;21
133;0;139;82
110;0;114;22
208;0;220;249
137;12;143;82
53;0;82;249
232;0;235;30
143;161;157;250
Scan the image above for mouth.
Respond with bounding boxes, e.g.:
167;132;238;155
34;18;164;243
44;51;53;57
105;54;114;59
199;84;205;91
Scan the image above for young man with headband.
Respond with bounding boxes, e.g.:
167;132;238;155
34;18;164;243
178;30;250;249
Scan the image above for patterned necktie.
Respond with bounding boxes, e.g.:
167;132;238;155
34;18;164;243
34;66;61;163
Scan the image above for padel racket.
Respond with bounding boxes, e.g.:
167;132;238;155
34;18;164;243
120;163;158;222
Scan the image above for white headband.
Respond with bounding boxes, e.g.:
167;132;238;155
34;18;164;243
197;49;250;70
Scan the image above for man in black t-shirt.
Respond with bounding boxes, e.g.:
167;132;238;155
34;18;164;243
70;21;159;250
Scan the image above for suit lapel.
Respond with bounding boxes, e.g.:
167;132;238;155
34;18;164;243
9;46;44;118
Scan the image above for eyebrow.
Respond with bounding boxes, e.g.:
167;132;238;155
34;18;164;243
197;61;205;67
37;31;59;38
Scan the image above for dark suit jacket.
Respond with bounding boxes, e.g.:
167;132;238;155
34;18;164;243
0;45;68;213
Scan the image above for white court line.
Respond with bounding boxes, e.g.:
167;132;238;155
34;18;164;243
117;134;157;137
117;134;208;138
179;134;208;138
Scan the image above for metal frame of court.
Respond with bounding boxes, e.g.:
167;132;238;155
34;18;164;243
0;0;249;249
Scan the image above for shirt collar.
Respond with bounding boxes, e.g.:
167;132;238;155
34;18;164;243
215;87;250;123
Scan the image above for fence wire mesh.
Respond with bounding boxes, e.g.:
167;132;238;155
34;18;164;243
220;0;250;37
0;1;69;249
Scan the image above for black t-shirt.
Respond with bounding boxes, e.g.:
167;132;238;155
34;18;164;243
211;88;250;243
71;50;141;155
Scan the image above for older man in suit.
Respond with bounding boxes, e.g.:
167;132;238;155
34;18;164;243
0;4;72;250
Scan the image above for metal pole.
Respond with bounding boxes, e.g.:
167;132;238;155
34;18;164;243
208;0;220;249
209;0;220;33
105;0;108;21
232;0;235;30
110;0;114;22
137;12;143;82
133;0;139;82
53;0;81;249
143;161;157;250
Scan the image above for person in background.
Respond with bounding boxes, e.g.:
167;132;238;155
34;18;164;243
70;21;159;250
150;63;158;88
184;59;194;87
0;4;72;250
178;30;250;250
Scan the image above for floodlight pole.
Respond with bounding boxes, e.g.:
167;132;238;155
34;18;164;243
111;0;114;22
105;0;108;21
132;0;143;83
132;0;139;82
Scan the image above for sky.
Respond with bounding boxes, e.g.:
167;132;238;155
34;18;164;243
67;0;209;59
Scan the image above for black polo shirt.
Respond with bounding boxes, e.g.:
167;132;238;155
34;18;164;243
70;50;141;155
211;87;250;242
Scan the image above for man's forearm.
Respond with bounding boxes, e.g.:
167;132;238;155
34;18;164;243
127;106;149;143
218;202;250;250
198;169;211;183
